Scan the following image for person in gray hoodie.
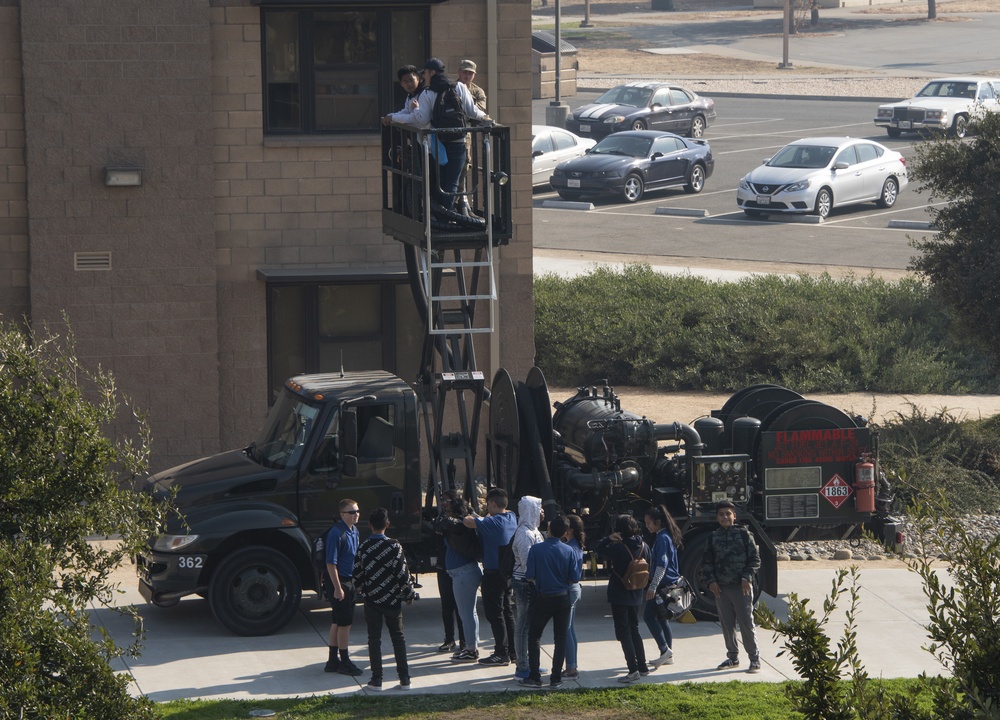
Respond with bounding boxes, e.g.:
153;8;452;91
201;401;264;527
511;495;544;680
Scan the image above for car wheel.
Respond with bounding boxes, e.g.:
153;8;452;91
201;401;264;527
886;128;902;138
689;115;706;138
876;177;899;208
744;209;765;218
557;191;583;201
622;173;645;203
630;119;647;131
208;546;302;636
684;163;706;194
950;114;968;139
813;187;833;218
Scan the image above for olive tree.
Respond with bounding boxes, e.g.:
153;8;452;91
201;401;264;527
0;320;167;719
908;112;1000;366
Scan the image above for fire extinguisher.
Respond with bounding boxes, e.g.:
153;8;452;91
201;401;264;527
854;457;876;513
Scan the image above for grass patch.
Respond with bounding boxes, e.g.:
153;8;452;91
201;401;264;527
158;679;933;719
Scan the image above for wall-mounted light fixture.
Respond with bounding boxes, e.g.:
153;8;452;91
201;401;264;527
103;166;143;187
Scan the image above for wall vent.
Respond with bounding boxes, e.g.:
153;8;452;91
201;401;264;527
74;252;112;271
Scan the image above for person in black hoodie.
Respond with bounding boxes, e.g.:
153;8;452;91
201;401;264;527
596;514;652;684
433;495;483;663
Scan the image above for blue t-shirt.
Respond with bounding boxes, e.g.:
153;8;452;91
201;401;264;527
325;520;359;578
651;528;680;588
475;511;516;571
525;536;581;596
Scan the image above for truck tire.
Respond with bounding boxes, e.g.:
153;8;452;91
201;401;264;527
680;532;761;621
208;546;302;636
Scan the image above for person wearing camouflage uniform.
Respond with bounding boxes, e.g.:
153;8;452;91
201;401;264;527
702;500;762;674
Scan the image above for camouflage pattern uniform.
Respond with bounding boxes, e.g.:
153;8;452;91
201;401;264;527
702;524;760;666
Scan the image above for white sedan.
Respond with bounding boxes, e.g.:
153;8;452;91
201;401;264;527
736;137;908;219
874;76;1000;139
531;125;595;187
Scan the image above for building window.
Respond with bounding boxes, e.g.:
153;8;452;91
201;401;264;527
262;7;429;135
267;279;424;401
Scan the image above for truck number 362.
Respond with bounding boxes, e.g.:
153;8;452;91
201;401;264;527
178;556;204;569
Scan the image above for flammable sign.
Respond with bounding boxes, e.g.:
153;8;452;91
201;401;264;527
820;474;854;509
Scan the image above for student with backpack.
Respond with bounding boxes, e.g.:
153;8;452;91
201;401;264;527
596;514;651;684
643;505;684;670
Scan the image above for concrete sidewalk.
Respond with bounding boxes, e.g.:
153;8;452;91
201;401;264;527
93;565;942;702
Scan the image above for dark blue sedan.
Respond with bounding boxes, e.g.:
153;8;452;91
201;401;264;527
549;130;714;203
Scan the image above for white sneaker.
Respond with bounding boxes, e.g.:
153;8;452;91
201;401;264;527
617;671;641;683
650;648;674;668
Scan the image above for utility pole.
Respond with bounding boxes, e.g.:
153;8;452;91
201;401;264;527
545;0;569;127
779;0;793;69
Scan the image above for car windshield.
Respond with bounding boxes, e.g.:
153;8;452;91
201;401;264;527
594;86;653;108
252;390;323;469
916;81;977;99
590;135;653;158
768;144;836;169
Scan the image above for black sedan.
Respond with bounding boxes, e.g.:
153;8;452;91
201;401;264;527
549;130;714;203
565;81;716;139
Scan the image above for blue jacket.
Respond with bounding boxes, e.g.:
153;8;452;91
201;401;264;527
649;528;680;590
525;536;581;596
475;511;516;571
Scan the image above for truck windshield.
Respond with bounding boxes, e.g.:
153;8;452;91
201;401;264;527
252;391;323;469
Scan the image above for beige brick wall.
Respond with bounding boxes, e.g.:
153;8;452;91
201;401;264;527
0;7;28;324
19;0;221;469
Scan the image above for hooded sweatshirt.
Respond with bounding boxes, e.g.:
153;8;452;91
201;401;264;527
511;495;544;581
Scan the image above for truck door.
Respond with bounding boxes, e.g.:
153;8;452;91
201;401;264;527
298;401;405;540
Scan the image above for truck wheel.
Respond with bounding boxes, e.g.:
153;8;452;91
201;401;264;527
680;532;761;620
208;546;302;636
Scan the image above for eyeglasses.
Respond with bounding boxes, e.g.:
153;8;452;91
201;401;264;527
342;510;360;515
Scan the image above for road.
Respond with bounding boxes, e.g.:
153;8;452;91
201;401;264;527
533;94;934;274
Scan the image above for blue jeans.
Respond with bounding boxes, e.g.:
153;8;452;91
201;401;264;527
643;595;673;654
565;582;582;670
448;561;482;651
512;580;534;674
436;139;468;210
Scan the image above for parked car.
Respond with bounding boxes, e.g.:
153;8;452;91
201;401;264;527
532;125;596;187
564;82;716;139
549;130;714;203
874;76;1000;138
736;137;907;219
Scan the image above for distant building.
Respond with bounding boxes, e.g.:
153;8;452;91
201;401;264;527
1;0;534;472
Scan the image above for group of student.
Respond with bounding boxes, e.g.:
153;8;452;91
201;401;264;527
321;493;762;692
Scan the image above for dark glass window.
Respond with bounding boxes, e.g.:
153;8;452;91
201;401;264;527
262;7;428;135
267;279;423;402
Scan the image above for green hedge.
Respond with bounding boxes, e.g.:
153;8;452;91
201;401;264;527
534;266;999;394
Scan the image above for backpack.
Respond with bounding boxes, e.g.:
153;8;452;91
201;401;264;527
313;525;347;598
431;79;467;132
618;542;650;591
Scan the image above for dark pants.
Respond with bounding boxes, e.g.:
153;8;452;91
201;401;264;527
611;603;647;673
481;570;515;658
528;591;571;682
436;139;468;211
437;568;465;645
364;601;409;683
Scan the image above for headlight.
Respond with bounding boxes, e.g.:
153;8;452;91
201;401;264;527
925;109;945;119
603;116;625;124
877;108;893;119
739;177;750;190
153;534;200;552
783;179;811;193
596;169;622;178
552;168;565;177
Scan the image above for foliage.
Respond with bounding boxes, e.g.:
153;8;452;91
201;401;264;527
908;111;1000;368
877;405;1000;512
905;496;1000;719
534;266;997;394
0;320;167;719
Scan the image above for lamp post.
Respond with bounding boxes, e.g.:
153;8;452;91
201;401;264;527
778;0;793;69
545;0;569;127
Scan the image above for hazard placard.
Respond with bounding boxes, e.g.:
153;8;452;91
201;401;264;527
820;474;853;509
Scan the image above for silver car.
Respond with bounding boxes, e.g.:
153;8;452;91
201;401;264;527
736;137;908;219
531;125;595;187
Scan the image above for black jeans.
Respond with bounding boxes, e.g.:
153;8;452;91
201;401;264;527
481;570;515;658
437;568;465;645
611;603;647;673
528;591;571;682
364;601;409;682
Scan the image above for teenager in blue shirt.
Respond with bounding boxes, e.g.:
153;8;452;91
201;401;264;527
324;498;362;676
464;487;517;666
643;504;683;669
521;515;581;688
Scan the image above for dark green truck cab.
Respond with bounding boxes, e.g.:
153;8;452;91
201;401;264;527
137;371;423;636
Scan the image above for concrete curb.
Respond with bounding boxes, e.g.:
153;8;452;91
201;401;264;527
888;219;936;230
655;207;709;217
765;213;823;224
541;199;595;210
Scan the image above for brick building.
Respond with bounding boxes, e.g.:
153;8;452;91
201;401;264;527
0;0;534;472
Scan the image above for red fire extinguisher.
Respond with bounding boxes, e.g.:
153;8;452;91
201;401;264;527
854;457;876;513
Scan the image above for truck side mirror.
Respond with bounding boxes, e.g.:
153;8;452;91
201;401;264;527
342;455;359;478
343;409;358;456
